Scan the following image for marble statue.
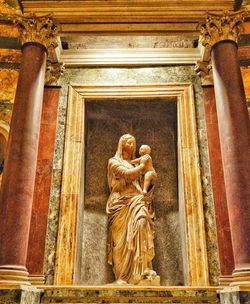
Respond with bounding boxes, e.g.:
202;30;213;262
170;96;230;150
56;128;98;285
106;134;160;285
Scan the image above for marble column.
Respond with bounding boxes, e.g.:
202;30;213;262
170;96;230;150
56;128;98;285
0;14;58;285
201;11;250;286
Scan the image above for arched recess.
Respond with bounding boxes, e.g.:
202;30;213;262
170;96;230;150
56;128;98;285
54;84;209;286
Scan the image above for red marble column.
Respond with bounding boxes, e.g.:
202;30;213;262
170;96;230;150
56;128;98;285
202;85;235;285
0;43;47;284
27;86;60;285
212;41;250;285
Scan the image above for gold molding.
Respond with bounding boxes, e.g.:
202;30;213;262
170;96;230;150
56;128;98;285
200;10;248;51
54;83;209;286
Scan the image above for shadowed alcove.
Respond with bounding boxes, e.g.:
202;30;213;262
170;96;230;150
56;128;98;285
74;98;184;286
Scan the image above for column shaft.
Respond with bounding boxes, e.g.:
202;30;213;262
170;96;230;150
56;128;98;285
212;41;250;283
0;43;46;283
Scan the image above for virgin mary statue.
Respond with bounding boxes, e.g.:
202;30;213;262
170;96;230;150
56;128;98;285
106;134;160;285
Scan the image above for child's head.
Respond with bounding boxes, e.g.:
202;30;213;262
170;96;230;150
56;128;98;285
139;144;151;156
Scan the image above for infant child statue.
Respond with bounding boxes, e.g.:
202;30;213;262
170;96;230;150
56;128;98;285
131;144;158;194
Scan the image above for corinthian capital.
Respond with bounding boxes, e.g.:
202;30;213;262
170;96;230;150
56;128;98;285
2;13;59;52
45;60;65;85
200;10;248;50
195;60;213;86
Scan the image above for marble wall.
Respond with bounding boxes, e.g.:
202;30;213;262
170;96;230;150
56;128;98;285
241;67;250;99
0;68;17;124
0;68;16;184
45;66;220;285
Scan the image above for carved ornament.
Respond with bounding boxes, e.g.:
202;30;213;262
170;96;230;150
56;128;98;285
0;13;58;51
195;60;213;86
45;60;65;85
200;10;248;51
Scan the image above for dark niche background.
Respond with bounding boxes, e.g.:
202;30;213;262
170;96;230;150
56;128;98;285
74;98;184;286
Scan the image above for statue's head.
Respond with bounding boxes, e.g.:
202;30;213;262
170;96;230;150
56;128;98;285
139;144;151;156
116;134;136;159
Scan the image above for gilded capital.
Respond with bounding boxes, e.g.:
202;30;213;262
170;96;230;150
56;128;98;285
2;13;59;51
195;60;213;86
45;60;65;85
200;10;248;51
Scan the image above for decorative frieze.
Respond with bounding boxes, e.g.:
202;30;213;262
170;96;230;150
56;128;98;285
200;10;248;51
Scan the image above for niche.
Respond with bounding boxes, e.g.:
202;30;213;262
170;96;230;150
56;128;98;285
75;98;184;286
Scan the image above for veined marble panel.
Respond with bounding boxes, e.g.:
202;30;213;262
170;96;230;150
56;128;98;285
241;67;250;100
0;69;18;102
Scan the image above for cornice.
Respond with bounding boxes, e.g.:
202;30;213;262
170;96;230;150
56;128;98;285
21;0;234;24
59;48;201;66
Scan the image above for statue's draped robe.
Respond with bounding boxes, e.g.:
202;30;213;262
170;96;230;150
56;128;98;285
107;156;155;284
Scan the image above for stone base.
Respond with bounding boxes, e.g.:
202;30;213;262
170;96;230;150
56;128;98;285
219;275;233;286
29;275;45;286
231;270;250;286
219;286;250;304
0;285;41;304
0;265;30;286
41;286;220;303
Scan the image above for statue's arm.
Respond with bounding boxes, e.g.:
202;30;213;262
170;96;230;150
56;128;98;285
131;157;141;164
110;158;145;182
123;163;145;181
